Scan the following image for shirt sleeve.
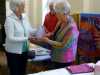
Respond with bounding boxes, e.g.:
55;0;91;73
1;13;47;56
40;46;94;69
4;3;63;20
4;17;28;42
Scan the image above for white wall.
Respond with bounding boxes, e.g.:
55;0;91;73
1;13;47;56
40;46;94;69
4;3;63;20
6;0;100;28
90;0;100;13
68;0;100;14
68;0;83;14
82;0;100;13
6;1;12;16
25;0;42;28
83;0;90;12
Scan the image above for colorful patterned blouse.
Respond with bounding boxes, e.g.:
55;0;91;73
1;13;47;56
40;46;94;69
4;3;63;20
51;16;79;63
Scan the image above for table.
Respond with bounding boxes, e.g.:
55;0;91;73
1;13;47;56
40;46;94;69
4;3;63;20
29;43;51;61
28;44;95;75
27;63;95;75
28;68;94;75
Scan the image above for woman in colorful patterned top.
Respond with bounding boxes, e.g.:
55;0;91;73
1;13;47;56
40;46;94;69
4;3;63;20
42;1;79;68
30;0;79;69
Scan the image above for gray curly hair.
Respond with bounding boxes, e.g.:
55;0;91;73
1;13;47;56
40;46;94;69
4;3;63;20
9;0;25;12
54;1;71;15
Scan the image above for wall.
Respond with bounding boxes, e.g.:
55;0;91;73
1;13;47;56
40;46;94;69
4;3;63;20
6;1;12;16
6;0;100;28
68;0;83;14
68;0;100;14
25;0;42;28
90;0;100;13
6;0;42;28
83;0;100;13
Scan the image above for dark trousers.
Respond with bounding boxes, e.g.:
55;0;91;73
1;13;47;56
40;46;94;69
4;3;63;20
6;52;28;75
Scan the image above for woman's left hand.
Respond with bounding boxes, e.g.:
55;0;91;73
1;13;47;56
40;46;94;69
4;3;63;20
29;37;37;43
43;32;53;38
41;37;49;43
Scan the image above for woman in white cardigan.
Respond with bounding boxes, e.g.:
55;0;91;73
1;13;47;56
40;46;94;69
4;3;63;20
4;0;35;75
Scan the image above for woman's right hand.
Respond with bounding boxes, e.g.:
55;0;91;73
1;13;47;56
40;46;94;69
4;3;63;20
39;36;49;43
44;32;53;38
29;36;37;43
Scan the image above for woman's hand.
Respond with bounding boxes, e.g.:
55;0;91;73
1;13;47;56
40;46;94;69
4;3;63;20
44;32;53;38
41;37;49;43
29;36;37;43
29;35;50;44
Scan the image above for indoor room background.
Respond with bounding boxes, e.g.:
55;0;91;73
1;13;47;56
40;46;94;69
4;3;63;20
6;0;100;28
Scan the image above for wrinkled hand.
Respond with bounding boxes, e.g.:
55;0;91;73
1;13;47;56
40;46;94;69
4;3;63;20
44;32;53;38
41;37;49;43
29;36;37;43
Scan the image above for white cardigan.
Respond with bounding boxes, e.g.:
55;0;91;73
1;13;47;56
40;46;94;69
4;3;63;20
4;13;35;54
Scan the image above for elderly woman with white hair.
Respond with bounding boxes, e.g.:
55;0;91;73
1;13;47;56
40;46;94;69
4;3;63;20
4;0;34;75
43;2;58;33
36;1;79;68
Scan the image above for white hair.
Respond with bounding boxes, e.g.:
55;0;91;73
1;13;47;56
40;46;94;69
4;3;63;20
9;0;25;12
54;0;71;14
